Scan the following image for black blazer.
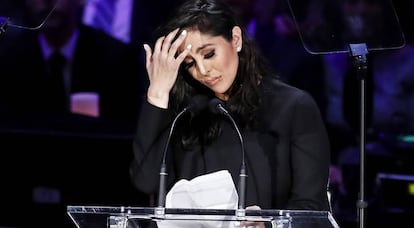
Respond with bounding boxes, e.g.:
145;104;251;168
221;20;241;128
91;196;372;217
0;25;148;131
130;80;331;211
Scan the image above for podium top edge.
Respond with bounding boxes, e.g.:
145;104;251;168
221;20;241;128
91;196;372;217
66;205;332;217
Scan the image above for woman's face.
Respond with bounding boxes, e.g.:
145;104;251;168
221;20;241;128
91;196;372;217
179;26;242;100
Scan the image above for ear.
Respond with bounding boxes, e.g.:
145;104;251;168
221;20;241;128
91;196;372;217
231;26;243;52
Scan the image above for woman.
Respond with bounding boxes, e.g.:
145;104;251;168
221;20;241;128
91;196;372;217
130;0;330;211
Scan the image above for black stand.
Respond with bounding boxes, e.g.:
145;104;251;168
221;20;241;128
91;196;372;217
348;43;369;228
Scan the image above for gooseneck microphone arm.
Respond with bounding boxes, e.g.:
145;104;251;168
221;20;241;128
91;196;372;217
157;107;187;208
157;95;209;208
209;98;247;211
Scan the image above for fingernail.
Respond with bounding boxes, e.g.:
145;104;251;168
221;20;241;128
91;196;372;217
181;30;187;36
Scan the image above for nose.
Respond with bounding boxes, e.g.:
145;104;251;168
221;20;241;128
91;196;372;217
197;61;209;76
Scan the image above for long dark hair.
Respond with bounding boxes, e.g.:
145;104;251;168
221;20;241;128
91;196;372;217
151;0;276;149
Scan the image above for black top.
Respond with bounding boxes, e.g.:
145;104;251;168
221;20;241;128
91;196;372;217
130;79;330;211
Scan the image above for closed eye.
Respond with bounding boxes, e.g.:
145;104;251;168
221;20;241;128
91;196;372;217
182;50;215;70
204;51;215;59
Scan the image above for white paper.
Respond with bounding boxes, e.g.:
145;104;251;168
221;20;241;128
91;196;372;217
156;170;239;228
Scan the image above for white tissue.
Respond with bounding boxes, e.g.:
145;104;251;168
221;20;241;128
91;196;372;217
156;170;239;228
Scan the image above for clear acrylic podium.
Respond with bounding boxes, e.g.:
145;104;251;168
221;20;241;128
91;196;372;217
67;206;340;228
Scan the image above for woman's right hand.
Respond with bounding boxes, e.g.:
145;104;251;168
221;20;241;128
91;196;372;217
143;28;192;109
237;205;266;228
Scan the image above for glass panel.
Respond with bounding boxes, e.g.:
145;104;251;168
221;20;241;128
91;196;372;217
67;206;340;228
287;0;405;54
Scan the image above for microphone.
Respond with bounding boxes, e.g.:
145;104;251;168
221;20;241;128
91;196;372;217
157;94;209;208
208;98;247;212
0;1;60;35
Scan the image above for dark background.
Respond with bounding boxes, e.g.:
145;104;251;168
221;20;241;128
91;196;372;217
1;0;414;227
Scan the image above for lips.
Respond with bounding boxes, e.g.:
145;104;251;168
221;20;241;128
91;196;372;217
204;76;221;86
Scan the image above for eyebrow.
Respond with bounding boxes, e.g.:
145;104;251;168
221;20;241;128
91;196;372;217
195;43;214;53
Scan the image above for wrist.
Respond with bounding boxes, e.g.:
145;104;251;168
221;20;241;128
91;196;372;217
147;91;169;109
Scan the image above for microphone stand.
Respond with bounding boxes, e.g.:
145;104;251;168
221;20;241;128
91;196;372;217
209;99;247;217
155;107;188;217
348;43;369;228
155;95;209;217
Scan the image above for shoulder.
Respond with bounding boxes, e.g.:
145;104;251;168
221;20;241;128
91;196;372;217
259;78;322;122
258;79;326;132
263;79;315;104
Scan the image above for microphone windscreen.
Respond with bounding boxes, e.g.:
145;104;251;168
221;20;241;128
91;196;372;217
208;98;225;114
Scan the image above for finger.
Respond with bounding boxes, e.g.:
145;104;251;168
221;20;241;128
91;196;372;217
238;221;260;228
153;36;165;57
175;44;192;64
143;44;152;69
161;28;180;56
246;205;261;210
169;29;188;60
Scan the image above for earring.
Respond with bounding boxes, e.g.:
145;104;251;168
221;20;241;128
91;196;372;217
237;46;241;52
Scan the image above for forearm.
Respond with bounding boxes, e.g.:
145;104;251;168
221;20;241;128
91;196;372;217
130;101;172;194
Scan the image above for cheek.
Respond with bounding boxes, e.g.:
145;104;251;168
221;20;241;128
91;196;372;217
222;53;239;78
188;69;201;82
